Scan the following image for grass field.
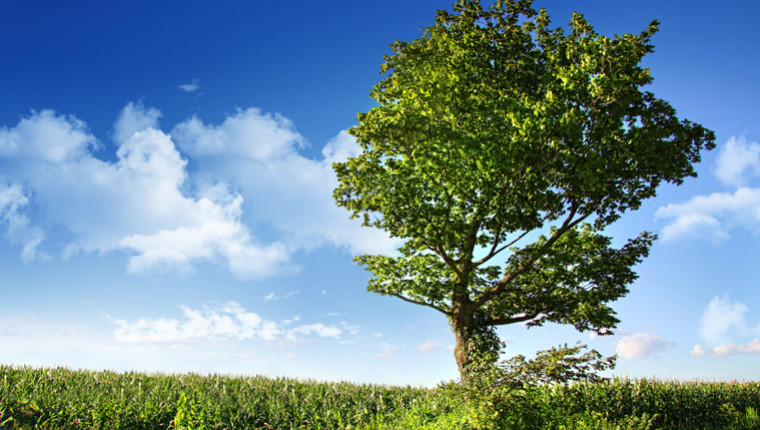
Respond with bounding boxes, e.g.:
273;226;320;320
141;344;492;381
1;364;759;429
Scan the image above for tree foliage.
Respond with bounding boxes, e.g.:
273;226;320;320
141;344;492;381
333;0;714;385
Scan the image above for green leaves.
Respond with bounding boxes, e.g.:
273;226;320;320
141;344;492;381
334;0;714;385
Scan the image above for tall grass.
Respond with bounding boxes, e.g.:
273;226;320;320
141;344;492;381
544;378;760;429
1;365;759;429
0;365;440;429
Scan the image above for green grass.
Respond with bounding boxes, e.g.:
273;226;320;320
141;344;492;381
1;365;759;429
0;365;441;429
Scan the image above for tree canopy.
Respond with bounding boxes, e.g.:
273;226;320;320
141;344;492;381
333;0;714;385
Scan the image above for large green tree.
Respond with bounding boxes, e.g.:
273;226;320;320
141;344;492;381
333;0;714;385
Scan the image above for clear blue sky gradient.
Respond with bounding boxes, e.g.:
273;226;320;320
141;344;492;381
1;0;759;385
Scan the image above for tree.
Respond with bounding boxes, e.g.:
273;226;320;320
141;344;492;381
333;0;714;386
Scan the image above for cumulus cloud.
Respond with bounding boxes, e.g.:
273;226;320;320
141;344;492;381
615;333;673;359
697;295;752;345
692;339;760;357
112;101;161;145
172;108;305;160
171;111;398;255
655;135;760;243
113;302;343;344
0;109;96;163
655;188;760;243
714;136;760;187
0;102;397;277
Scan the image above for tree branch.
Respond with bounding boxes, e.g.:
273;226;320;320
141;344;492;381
387;292;451;316
474;228;529;267
472;203;591;309
474;199;561;268
488;312;539;326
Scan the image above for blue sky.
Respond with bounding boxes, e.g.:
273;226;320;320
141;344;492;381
1;0;759;386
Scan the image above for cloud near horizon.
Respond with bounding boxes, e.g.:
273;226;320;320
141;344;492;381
697;295;754;345
113;301;344;344
615;333;673;359
0;102;397;278
691;295;760;357
692;339;760;357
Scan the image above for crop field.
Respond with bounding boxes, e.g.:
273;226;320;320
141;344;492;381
1;365;759;429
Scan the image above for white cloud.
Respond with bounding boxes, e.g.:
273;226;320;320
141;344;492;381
112;101;161;145
114;302;344;344
417;338;454;353
0;182;46;262
288;323;341;339
692;339;760;357
374;343;400;358
714;136;760;187
690;344;707;357
655;187;760;243
655;135;760;243
114;302;266;343
0;103;397;277
263;292;278;302
615;333;672;359
697;295;751;345
0;106;295;278
172;108;304;161
171;112;399;255
179;79;200;93
0;109;96;163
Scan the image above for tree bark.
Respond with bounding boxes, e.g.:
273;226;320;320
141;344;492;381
452;303;475;386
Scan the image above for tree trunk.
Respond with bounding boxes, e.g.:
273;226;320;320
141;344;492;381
452;305;475;386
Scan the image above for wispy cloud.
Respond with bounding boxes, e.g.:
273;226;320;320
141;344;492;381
0;183;46;262
287;324;341;339
179;79;200;93
615;333;673;359
374;343;400;358
112;302;344;344
417;339;454;353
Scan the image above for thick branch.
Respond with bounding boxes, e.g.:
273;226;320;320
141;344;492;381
474;208;560;268
387;292;451;316
488;312;539;326
472;203;591;309
462;218;483;263
474;229;529;267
